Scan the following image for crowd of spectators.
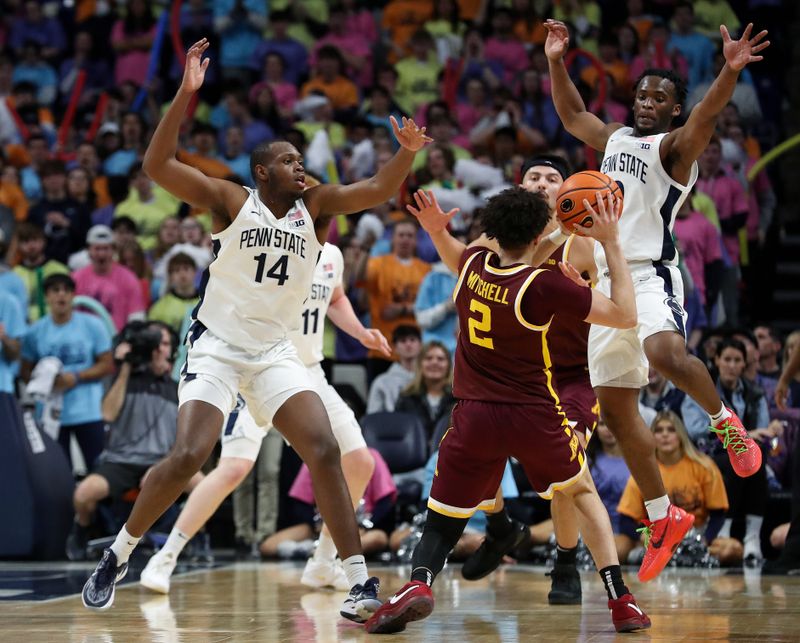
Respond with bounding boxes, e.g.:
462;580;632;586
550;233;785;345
0;0;798;568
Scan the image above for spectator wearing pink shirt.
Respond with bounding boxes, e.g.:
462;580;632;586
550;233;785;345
111;0;157;87
484;8;529;85
341;0;379;46
696;137;748;327
249;52;298;120
260;448;397;558
456;78;491;139
73;225;146;332
673;193;723;309
627;22;689;89
310;5;373;89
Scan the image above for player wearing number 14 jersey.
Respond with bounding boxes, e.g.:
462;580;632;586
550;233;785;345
82;37;431;621
366;186;649;634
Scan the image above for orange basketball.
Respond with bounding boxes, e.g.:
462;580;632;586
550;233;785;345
555;170;623;236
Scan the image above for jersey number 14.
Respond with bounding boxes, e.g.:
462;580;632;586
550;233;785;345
253;253;289;285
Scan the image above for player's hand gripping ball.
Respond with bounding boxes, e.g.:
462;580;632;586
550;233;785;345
555;171;623;236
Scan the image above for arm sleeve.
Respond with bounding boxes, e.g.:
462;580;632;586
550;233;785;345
521;270;593;328
704;509;726;542
5;297;25;339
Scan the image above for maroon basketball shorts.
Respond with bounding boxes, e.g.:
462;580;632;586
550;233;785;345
555;370;599;442
427;399;587;519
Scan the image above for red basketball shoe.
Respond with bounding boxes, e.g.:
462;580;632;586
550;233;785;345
608;593;651;632
711;408;762;477
637;504;694;582
364;581;434;634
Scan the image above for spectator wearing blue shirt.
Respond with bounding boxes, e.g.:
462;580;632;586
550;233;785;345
669;2;716;92
249;10;309;85
8;1;67;61
218;125;254;185
0;229;29;317
102;113;146;177
11;42;58;107
0;290;25;396
413;261;458;356
21;274;113;471
213;0;268;78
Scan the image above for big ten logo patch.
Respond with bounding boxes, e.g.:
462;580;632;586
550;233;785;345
287;208;305;228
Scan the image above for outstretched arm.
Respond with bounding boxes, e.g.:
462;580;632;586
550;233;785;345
142;38;246;232
406;190;466;273
664;23;769;180
544;20;622;151
326;285;392;358
304;116;432;221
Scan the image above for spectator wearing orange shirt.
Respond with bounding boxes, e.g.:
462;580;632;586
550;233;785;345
363;218;431;380
300;46;359;116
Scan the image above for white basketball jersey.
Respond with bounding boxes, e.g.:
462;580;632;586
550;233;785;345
193;187;323;353
596;127;698;269
288;242;343;367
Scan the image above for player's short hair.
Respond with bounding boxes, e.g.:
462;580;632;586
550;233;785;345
479;186;551;251
250;141;278;181
634;68;687;106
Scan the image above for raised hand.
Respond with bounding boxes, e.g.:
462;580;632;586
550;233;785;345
359;328;392;358
721;23;769;72
558;261;589;288
181;38;211;93
543;20;570;61
391;115;433;152
407;189;459;234
573;190;621;242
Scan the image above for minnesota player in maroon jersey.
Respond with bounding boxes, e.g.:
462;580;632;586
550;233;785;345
365;187;650;634
460;156;608;605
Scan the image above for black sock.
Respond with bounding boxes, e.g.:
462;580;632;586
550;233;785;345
555;545;577;567
486;507;514;539
598;565;629;601
409;511;468;586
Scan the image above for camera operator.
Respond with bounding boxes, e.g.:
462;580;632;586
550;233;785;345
67;321;202;560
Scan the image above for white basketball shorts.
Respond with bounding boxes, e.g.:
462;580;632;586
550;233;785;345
178;322;313;427
306;363;366;456
588;262;687;388
220;397;268;461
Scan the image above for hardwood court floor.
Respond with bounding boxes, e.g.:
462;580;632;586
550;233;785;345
1;561;799;642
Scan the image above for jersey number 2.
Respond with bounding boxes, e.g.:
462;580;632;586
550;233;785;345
253;254;289;285
468;299;494;349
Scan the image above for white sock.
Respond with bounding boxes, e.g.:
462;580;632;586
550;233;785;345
161;528;190;559
313;533;337;562
744;515;764;557
342;554;369;588
644;495;670;522
710;404;731;425
110;524;141;565
718;518;732;539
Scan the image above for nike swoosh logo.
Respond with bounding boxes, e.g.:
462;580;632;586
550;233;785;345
627;603;643;616
389;585;419;604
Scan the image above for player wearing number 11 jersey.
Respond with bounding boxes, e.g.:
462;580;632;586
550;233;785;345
366;186;650;634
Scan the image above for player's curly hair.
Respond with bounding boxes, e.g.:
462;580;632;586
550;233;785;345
634;68;688;106
479;186;550;251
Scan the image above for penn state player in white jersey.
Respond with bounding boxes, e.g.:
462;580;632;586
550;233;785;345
82;38;431;621
541;19;769;582
139;242;391;595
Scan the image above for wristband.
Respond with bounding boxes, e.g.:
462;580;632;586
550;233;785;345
546;228;569;246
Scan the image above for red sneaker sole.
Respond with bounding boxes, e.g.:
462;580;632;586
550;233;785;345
637;513;695;582
365;596;434;634
614;617;652;633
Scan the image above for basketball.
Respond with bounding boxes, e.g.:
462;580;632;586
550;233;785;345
555;170;623;235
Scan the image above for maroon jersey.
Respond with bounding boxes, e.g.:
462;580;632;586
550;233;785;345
540;237;591;375
452;246;592;405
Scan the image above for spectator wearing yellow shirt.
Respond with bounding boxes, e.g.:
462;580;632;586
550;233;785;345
114;163;180;252
394;29;442;116
363;218;431;380
616;411;732;563
147;253;199;335
12;221;69;321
